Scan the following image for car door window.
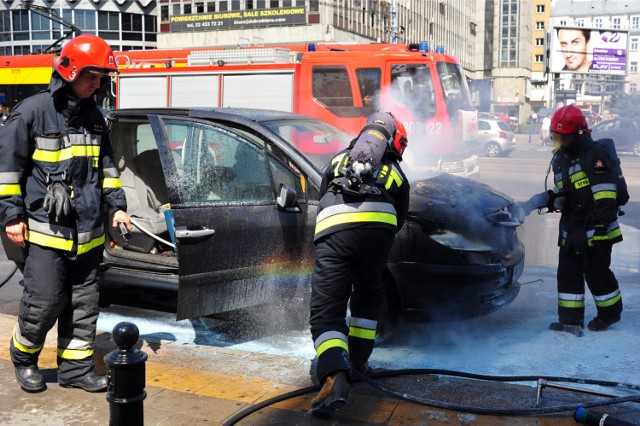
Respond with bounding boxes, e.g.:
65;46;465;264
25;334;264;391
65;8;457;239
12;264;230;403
162;119;273;203
478;121;490;131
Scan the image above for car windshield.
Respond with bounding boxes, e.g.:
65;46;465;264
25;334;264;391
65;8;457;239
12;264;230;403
262;119;352;170
436;62;474;113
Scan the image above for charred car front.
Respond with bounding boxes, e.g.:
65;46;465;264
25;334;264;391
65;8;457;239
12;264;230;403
3;108;523;327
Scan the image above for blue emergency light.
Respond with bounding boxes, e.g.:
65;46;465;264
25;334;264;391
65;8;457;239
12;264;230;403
435;46;445;54
307;43;316;52
419;41;429;52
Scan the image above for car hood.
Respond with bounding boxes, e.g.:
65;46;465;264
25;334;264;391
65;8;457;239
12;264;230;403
406;174;521;245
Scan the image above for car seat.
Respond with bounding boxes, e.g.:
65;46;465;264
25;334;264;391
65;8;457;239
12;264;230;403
111;154;169;253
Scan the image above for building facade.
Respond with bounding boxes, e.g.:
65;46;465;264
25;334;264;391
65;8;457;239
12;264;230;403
0;0;158;55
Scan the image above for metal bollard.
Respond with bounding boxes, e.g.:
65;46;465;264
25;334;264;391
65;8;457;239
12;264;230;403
104;321;148;426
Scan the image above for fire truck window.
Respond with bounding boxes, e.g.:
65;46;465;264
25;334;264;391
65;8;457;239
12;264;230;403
390;64;436;119
312;66;354;113
356;68;381;115
436;62;474;114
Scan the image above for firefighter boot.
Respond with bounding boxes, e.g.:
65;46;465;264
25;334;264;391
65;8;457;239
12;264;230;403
587;316;620;332
309;370;349;416
15;365;46;393
549;322;584;337
59;371;108;392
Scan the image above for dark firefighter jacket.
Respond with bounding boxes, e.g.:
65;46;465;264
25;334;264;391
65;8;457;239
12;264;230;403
314;149;410;242
550;137;622;249
0;74;126;256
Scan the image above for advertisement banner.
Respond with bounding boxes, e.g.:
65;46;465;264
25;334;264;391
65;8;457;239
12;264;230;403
550;26;628;76
170;6;307;32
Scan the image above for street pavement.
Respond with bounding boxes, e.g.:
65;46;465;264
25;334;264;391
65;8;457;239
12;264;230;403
1;133;639;425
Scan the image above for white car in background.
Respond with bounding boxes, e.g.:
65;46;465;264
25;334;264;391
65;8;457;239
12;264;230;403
478;118;516;157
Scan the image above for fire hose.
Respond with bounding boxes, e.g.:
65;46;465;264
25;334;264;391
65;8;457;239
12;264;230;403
222;368;640;425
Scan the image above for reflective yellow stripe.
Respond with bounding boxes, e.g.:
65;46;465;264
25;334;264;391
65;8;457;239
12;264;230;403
13;330;42;354
315;211;397;235
558;300;585;308
384;168;403;190
57;347;94;360
570;171;588;183
574;178;589;189
316;338;349;357
77;234;105;255
26;229;74;251
101;177;122;189
33;145;101;163
349;326;376;340
593;191;616;201
0;184;21;196
594;292;622;308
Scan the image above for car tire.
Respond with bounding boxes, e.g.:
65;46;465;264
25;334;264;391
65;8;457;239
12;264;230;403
633;140;640;157
485;142;502;157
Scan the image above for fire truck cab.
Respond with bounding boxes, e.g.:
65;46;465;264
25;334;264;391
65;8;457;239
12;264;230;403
114;43;479;178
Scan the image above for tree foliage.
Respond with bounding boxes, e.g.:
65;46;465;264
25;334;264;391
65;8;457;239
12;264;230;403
609;92;640;118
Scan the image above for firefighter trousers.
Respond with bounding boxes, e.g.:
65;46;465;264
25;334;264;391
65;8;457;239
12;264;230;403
556;241;622;325
310;227;395;383
10;243;101;381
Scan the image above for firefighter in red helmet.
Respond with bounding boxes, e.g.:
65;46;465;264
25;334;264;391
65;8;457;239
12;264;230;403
0;34;131;392
308;111;410;415
521;104;623;336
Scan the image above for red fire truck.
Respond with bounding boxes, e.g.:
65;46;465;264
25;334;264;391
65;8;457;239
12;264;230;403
112;43;479;177
0;43;479;176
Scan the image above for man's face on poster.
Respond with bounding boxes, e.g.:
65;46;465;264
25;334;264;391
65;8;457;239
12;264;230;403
558;29;591;72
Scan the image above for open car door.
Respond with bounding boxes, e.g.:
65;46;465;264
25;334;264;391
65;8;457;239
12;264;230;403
147;114;313;320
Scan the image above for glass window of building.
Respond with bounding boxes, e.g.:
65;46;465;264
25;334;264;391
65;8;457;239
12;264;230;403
161;5;169;21
122;12;143;41
536;5;544;13
536;22;544;30
219;1;228;12
632;17;639;29
12;10;30;42
535;54;543;63
31;12;51;41
207;2;216;12
536;38;544;46
631;62;638;74
184;4;192;14
612;18;621;29
631;38;638;51
98;11;120;40
594;18;602;28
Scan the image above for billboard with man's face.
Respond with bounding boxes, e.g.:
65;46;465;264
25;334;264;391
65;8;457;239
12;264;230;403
550;26;628;75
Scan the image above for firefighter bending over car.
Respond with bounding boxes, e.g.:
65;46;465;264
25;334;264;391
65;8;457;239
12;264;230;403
521;105;627;337
309;111;410;415
0;34;131;393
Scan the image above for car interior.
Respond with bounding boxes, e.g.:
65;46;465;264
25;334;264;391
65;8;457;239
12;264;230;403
107;118;175;255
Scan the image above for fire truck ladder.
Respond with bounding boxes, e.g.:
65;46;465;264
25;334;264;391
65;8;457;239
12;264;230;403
187;48;294;66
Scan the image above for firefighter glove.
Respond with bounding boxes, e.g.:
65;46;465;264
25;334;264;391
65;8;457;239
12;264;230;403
43;182;71;222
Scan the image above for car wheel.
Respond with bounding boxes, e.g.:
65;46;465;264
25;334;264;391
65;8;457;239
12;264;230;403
633;141;640;157
485;142;502;157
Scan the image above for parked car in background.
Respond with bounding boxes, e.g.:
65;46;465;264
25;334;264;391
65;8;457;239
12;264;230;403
477;118;516;157
2;108;525;332
591;117;640;157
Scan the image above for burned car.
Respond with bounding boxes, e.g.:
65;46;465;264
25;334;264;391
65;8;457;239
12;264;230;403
3;108;524;327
